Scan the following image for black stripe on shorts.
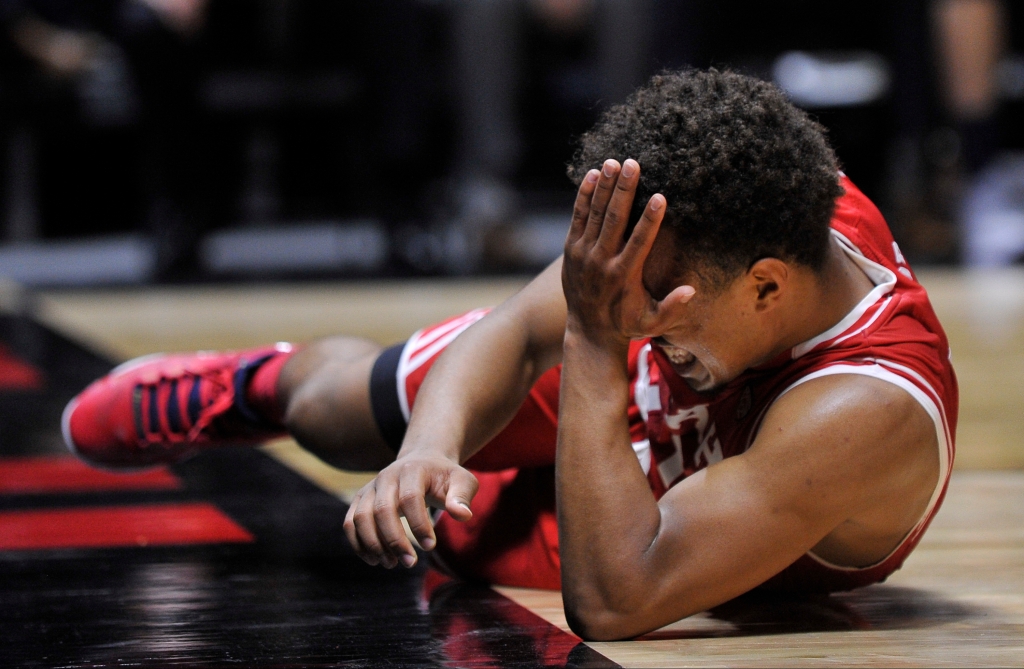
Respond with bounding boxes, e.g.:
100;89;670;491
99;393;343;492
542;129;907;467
369;342;408;454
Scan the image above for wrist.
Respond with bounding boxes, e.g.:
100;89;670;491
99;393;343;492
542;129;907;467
563;319;631;356
397;416;467;463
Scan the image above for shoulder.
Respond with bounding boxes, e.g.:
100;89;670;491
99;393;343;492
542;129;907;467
765;372;930;435
749;373;938;515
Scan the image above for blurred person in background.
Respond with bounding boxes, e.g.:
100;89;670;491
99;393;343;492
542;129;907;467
445;0;651;272
934;0;1004;178
4;1;1016;275
0;0;207;276
930;0;1024;267
887;0;1007;264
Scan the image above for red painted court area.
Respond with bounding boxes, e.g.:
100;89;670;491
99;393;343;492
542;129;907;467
0;343;43;390
0;455;180;494
0;455;253;550
0;503;254;550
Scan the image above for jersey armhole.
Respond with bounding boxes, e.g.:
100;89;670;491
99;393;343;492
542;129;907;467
760;361;953;572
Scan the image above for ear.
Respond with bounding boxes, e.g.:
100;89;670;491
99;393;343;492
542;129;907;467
746;258;790;311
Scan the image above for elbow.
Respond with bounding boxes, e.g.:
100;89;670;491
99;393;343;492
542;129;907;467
566;612;628;642
563;597;643;642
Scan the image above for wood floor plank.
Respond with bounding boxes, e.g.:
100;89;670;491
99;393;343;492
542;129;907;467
917;269;1024;469
33;279;529;359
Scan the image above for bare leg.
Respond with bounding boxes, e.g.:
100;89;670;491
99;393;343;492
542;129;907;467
277;337;395;471
932;0;1005;123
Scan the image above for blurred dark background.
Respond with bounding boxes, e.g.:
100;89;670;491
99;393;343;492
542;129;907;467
1;0;1023;286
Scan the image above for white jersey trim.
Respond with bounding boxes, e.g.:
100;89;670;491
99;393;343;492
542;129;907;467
633;342;655;423
767;361;952;573
396;329;421;422
632;439;652;475
396;309;491;422
631;344;659;475
791;231;897;359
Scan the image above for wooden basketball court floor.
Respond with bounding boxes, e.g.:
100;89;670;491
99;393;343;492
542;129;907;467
0;268;1021;667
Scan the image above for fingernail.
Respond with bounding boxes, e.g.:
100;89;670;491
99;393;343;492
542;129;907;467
621;161;636;178
651;195;664;211
603;160;616;177
401;554;417;568
421;537;436;550
586;170;599;183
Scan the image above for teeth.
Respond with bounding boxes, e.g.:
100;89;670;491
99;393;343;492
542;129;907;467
662;346;694;365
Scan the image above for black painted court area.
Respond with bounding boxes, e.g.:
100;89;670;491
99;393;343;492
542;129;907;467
0;315;616;668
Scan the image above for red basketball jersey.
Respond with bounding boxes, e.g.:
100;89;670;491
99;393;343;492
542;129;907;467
627;175;958;590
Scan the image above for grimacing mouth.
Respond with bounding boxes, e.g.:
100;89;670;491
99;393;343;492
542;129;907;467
658;343;696;366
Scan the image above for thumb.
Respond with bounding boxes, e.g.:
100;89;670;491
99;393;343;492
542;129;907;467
444;467;480;522
649;284;695;331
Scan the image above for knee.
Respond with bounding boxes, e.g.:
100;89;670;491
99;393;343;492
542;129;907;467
283;380;379;468
280;342;393;471
278;337;379;407
281;381;318;442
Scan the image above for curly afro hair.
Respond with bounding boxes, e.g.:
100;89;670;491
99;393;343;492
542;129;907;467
568;68;844;286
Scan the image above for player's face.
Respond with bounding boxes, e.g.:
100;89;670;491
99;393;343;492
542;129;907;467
641;229;765;393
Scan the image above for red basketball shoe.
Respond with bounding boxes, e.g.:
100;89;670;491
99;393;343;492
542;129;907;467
62;344;293;469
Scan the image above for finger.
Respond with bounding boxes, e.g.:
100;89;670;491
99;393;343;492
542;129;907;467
443;467;480;522
596;158;640;253
352;486;390;566
566;169;600;245
581;159;621;245
373;479;417;568
346;488;387;566
620;193;666;268
398;468;437;553
343;490;363;553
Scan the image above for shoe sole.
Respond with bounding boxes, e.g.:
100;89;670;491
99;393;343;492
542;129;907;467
60;394;82;459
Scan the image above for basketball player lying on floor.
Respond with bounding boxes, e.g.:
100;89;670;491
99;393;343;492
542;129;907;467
63;69;957;641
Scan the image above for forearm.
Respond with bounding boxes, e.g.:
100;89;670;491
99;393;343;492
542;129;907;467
556;331;663;634
400;259;566;463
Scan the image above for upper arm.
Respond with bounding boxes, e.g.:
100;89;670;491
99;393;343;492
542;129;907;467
611;373;939;636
